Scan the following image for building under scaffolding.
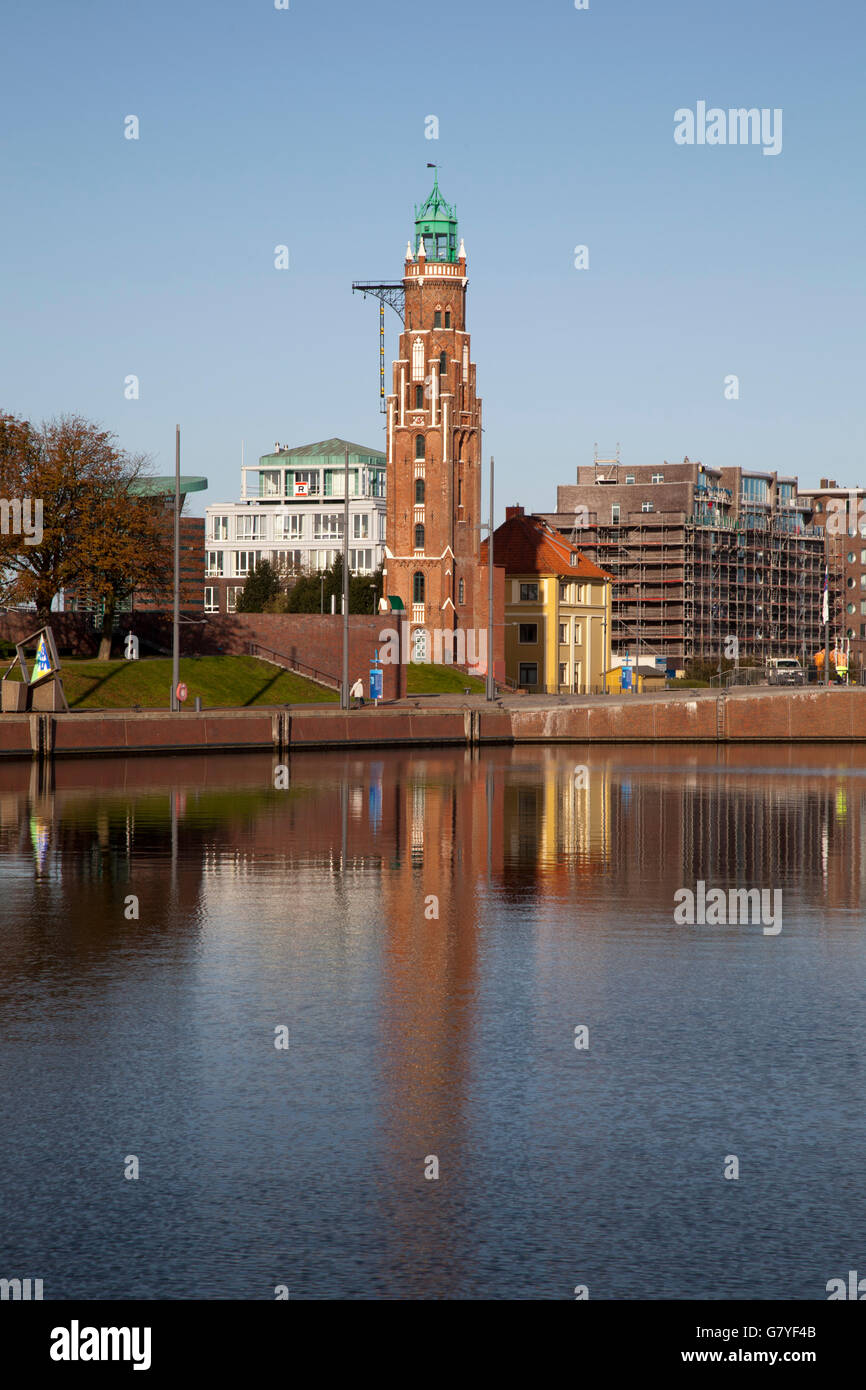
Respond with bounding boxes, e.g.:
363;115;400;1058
541;458;833;669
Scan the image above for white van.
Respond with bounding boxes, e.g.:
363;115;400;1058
766;657;805;686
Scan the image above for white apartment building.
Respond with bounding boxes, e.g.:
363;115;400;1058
204;437;387;613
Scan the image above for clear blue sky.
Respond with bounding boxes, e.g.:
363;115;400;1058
1;0;863;516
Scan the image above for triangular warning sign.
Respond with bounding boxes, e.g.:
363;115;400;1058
32;634;52;683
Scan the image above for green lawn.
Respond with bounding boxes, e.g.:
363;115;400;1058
54;656;339;709
7;653;486;708
405;663;486;695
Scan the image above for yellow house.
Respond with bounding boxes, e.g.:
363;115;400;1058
483;507;613;693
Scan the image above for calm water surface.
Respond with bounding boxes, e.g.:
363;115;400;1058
1;744;864;1299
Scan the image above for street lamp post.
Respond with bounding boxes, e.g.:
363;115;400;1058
171;424;180;711
341;444;349;709
486;454;495;702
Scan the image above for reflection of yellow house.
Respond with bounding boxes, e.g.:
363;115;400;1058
483;508;613;693
503;750;611;872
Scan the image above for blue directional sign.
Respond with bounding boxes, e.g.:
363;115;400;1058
369;667;383;701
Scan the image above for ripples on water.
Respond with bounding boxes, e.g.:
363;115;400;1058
0;744;864;1299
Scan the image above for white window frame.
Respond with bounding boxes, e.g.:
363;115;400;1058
233;551;260;577
275;513;304;540
236;514;265;541
313;514;344;541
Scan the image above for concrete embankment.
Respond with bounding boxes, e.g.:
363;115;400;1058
1;687;866;761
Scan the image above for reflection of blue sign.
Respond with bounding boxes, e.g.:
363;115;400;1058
666;667;676;680
369;668;383;701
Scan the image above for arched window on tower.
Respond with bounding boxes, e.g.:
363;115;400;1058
415;477;425;504
462;343;469;378
415;435;425;460
434;306;442;328
414;524;425;551
439;350;447;376
413;572;425;604
412;337;425;382
445;308;452;328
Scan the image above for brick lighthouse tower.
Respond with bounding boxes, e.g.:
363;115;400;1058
382;174;484;660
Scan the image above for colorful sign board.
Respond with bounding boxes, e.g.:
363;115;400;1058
31;634;54;684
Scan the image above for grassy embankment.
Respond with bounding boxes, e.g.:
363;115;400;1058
8;655;486;708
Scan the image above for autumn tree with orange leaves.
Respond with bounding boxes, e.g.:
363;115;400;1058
0;412;173;656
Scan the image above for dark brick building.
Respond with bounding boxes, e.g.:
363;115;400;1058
797;479;866;667
64;475;207;621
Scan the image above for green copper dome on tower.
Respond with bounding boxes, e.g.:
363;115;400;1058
414;170;458;263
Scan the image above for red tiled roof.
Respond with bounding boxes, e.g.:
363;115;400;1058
480;513;613;581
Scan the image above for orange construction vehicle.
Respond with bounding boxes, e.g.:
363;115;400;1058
814;639;850;683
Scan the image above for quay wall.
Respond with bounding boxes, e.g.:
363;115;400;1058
2;689;866;761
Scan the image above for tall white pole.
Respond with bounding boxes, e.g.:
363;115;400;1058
341;445;350;708
171;425;180;711
486;454;495;702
